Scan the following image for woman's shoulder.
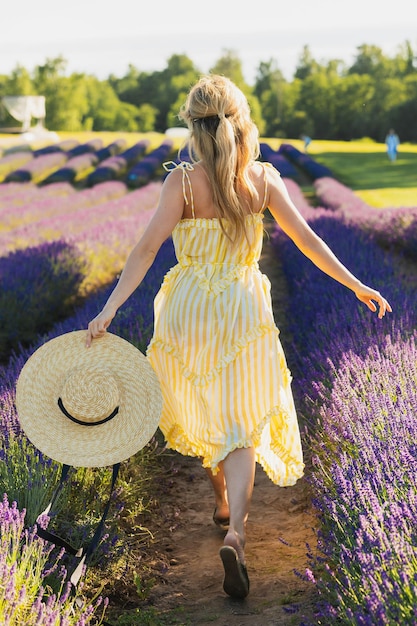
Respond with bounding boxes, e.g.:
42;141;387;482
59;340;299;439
163;160;206;179
248;161;280;185
162;161;205;193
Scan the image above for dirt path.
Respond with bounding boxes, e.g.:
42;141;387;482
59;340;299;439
138;453;318;625
109;222;318;625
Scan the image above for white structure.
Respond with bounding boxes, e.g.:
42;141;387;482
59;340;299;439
2;96;46;132
165;126;190;138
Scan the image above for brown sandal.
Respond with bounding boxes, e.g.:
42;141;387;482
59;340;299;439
219;545;250;599
213;508;230;531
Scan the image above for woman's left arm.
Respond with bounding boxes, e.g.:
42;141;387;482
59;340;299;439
267;170;392;318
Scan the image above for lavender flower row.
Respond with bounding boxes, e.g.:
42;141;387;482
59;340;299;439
63;138;103;158
42;153;99;185
259;142;299;178
3;139;107;184
0;181;130;254
33;139;80;156
4;153;69;184
282;177;315;215
280;143;334;179
0;494;108;625
126;139;173;188
42;139;127;185
309;332;417;624
94;138;126;161
86;139;149;186
0;151;34;182
0;183;162;360
271;193;417;622
314;176;417;259
0;182;75;204
0;182;159;262
0;241;86;362
30;138;102;160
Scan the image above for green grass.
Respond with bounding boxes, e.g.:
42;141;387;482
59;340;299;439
353;187;417;208
308;139;417;208
257;137;417;208
314;151;417;190
110;605;193;625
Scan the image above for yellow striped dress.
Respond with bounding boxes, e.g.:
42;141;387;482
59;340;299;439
147;163;304;486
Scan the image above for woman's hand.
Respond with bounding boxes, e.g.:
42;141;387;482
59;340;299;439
354;284;392;319
86;305;117;347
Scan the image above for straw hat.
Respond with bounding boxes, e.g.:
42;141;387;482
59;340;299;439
15;330;163;467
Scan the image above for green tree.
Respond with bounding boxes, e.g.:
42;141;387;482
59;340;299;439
155;54;200;130
109;64;140;98
294;45;320;80
2;64;33;95
0;65;35;128
349;44;394;80
1;41;416;140
210;49;264;133
210;49;247;86
332;74;375;139
109;64;147;112
126;54;199;132
254;59;287;136
390;40;417;76
113;102;140;132
279;80;306;138
85;79;124;131
391;74;417;141
135;103;158;132
296;71;338;138
32;58;89;130
368;77;408;140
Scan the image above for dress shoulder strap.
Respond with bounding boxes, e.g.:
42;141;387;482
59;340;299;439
260;161;277;212
163;161;195;218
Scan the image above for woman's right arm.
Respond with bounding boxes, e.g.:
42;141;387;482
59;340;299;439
86;170;185;346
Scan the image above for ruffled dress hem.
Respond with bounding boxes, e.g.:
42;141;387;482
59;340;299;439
160;404;305;488
148;321;280;387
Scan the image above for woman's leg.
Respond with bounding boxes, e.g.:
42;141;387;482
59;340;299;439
204;461;229;523
222;447;256;564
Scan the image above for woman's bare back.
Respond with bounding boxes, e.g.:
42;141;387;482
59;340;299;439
181;161;269;220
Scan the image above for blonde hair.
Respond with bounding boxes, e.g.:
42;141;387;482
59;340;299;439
178;74;260;245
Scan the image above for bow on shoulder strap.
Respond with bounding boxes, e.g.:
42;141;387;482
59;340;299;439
163;160;195;212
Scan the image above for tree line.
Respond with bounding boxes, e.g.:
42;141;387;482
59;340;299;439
1;42;416;142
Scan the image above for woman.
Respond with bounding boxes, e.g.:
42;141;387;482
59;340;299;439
86;75;391;599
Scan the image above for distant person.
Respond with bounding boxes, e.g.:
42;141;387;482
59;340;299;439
301;134;312;152
87;75;392;600
385;129;400;162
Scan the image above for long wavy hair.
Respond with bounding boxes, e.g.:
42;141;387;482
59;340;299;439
178;74;260;245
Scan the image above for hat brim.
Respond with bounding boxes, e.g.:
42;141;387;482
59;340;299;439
15;331;163;467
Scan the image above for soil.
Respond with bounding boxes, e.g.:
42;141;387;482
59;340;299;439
128;453;319;626
105;219;319;625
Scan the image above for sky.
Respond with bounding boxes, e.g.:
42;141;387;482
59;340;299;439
1;0;416;84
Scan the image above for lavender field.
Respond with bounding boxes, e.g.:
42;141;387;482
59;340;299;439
274;172;417;624
0;134;416;624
